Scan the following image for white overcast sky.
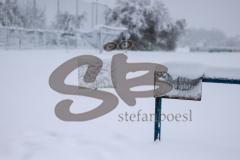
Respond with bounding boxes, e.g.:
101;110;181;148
21;0;240;37
161;0;240;37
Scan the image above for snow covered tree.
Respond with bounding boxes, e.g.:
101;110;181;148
0;0;46;28
23;0;46;29
0;1;4;26
0;0;24;27
106;0;186;50
53;11;86;32
157;19;186;50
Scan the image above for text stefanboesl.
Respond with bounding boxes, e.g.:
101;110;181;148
118;109;192;122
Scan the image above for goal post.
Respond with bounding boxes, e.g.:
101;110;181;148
78;25;128;53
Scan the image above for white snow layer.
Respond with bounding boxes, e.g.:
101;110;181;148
0;49;240;160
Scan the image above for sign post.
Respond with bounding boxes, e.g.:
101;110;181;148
154;97;162;141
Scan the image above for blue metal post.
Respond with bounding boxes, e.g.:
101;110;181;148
202;78;240;85
154;97;162;141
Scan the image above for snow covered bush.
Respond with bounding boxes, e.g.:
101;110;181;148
106;0;186;51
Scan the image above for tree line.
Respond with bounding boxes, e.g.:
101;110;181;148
0;0;186;51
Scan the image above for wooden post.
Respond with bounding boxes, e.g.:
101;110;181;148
154;97;162;141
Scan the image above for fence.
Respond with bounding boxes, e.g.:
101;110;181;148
0;26;91;49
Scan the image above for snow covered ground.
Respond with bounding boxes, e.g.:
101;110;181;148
0;49;240;160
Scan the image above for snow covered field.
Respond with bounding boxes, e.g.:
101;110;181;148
0;49;240;160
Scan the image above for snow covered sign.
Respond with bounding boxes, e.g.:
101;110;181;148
153;63;240;141
154;63;203;101
154;63;240;101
